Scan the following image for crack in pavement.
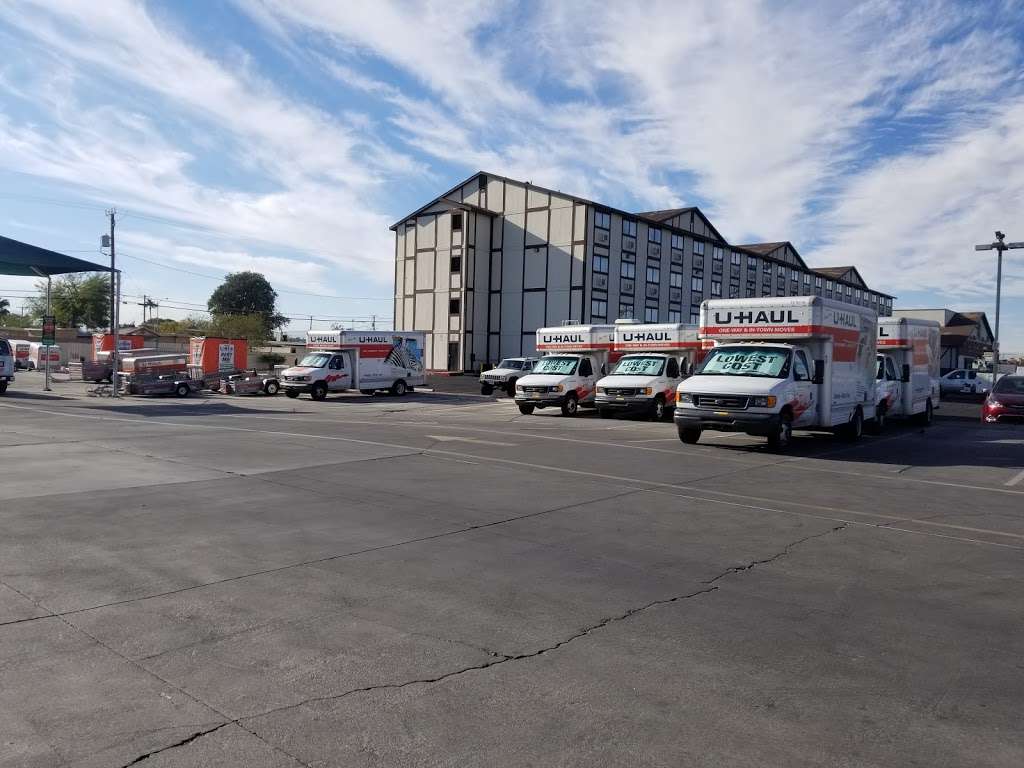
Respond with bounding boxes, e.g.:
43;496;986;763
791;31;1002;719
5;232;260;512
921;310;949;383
119;723;232;766
702;524;848;584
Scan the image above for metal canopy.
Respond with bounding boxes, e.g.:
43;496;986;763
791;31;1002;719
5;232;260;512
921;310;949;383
0;235;111;276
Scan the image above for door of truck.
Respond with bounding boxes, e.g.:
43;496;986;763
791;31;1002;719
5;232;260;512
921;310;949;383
791;349;817;427
326;352;351;391
883;356;902;415
577;356;599;403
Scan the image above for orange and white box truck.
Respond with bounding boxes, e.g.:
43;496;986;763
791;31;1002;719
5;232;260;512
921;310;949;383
875;316;940;427
675;296;877;449
514;324;614;416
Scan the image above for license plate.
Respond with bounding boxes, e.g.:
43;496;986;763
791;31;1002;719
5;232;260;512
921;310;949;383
714;411;729;416
616;395;625;400
532;392;540;399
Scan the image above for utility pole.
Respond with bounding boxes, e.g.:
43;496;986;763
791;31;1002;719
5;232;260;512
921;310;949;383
974;231;1023;388
371;313;377;331
103;209;121;397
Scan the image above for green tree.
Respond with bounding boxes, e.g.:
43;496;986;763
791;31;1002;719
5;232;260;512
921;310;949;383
207;272;286;334
0;297;9;317
27;274;111;327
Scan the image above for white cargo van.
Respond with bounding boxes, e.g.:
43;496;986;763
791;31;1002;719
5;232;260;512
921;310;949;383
875;316;940;429
675;297;877;449
595;322;701;421
27;342;61;370
8;339;31;369
514;324;614;416
280;331;426;400
0;337;14;393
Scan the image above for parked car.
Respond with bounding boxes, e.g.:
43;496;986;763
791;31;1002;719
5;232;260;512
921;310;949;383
480;357;538;396
939;369;991;396
981;375;1024;424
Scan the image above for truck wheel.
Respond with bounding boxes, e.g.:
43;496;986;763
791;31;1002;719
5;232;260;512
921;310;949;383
517;404;535;415
767;413;793;450
869;404;886;434
175;383;190;398
842;408;863;441
560;393;579;417
285;389;299;399
505;378;517;397
678;426;701;444
264;381;280;396
915;399;933;427
599;408;614;419
311;382;328;401
650;395;667;422
0;381;7;395
360;389;376;395
390;379;408;396
481;383;494;396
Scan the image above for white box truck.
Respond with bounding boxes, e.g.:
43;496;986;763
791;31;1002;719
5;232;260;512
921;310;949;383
514;324;614;416
875;316;940;428
0;337;14;394
27;341;61;370
280;331;426;400
595;321;702;421
675;297;877;449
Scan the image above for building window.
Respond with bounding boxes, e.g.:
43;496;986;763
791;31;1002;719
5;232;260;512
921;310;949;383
668;309;682;323
595;211;611;229
451;213;463;231
648;228;662;244
854;289;861;300
647;265;661;284
846;285;853;297
690;305;701;324
748;257;758;273
693;240;705;257
593;254;609;274
731;251;741;266
449;298;461;315
713;246;724;262
712;258;723;275
623;220;637;238
622;250;635;263
746;280;757;296
691;276;703;292
669;271;683;288
777;265;786;277
618;302;634;319
591;298;607;319
671;234;684;250
803;273;811;286
763;261;772;275
450;255;461;273
621;261;636;279
711;280;722;297
815;276;822;288
693;254;704;270
644;306;659;323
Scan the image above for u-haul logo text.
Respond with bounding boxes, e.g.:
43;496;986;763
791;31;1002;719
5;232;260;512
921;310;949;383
713;310;799;325
542;333;585;344
621;331;671;342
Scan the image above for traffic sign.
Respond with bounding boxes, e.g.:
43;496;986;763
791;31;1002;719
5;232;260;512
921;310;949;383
41;315;56;346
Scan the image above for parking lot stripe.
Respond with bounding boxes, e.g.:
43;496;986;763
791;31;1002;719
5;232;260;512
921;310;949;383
1005;468;1024;487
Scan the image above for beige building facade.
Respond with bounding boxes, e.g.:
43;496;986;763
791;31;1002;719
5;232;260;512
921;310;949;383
393;172;894;371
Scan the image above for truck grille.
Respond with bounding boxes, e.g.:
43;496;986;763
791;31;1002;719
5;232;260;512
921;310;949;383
484;374;505;383
604;387;639;397
693;394;749;409
521;385;550;393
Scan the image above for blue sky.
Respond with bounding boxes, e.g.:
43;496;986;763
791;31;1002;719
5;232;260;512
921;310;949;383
1;0;1023;350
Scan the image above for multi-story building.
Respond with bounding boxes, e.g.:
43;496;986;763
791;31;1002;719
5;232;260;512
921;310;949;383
392;172;894;371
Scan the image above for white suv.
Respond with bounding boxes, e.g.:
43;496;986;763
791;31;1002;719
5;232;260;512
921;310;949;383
480;357;538;396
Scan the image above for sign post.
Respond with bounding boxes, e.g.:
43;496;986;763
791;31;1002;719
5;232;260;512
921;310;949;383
43;275;54;391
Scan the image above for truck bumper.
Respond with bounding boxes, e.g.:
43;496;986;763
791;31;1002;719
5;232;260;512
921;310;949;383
595;396;654;414
674;408;781;436
514;394;565;408
280;382;314;394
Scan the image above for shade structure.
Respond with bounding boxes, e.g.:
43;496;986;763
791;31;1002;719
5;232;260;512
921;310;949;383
0;235;111;276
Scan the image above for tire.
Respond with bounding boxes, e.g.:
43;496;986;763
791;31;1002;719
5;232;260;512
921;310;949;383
481;383;494;396
175;383;190;398
0;381;7;395
869;404;886;434
518;404;535;415
842;408;863;441
285;389;299;399
678;426;701;444
264;380;280;396
599;408;614;419
649;396;667;422
390;379;408;397
767;412;793;450
506;378;518;397
915;398;933;427
28;362;35;371
360;389;375;395
560;393;579;417
311;382;328;401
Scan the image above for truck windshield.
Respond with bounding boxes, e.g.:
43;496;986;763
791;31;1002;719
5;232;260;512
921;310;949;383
497;359;524;370
0;339;9;355
696;347;791;378
534;356;579;375
610;356;664;376
298;353;332;368
876;356;885;380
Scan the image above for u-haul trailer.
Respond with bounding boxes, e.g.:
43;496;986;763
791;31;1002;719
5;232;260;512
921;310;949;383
280;331;426;400
875;316;940;428
514;324;614;416
594;321;702;421
675;297;877;449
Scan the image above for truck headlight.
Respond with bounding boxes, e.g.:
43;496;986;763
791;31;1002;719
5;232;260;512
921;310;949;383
597;387;606;394
642;387;653;395
677;392;693;403
751;395;777;408
516;384;524;392
552;384;564;393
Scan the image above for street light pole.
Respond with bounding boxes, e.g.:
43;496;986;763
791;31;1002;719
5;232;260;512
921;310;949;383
974;231;1024;388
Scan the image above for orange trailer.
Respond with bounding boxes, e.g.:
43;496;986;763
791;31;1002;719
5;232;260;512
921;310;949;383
92;333;146;361
189;337;248;375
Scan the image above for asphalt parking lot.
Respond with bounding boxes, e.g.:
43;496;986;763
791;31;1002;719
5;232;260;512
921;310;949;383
1;383;1023;767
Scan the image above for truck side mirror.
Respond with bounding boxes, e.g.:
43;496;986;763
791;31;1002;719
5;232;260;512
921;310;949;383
901;363;910;383
813;360;825;384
